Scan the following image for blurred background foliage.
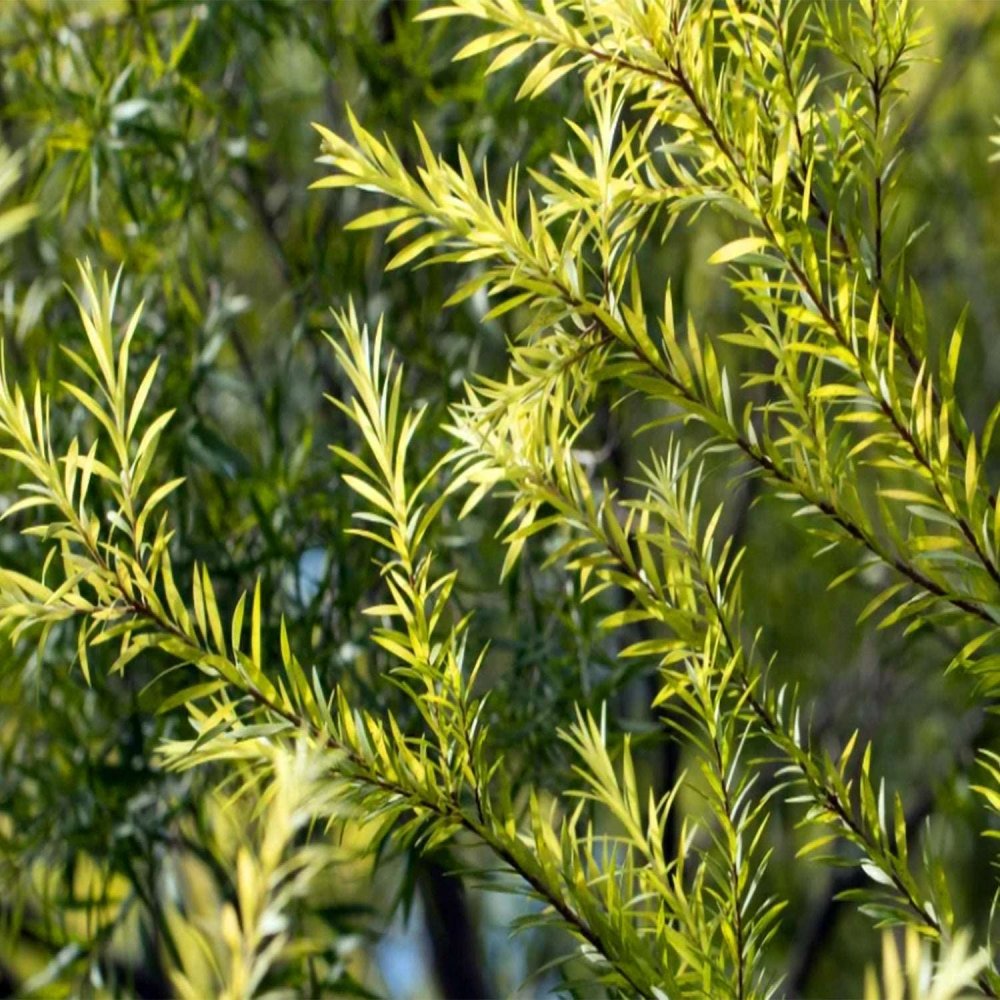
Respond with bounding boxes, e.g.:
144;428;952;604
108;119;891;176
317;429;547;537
0;1;997;997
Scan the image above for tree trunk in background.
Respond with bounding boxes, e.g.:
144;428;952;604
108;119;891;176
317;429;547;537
420;861;493;1000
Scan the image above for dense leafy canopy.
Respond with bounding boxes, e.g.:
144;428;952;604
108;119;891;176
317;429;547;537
1;1;1000;998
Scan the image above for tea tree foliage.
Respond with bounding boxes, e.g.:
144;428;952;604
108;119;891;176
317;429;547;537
2;0;1000;997
313;0;1000;986
0;3;572;994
